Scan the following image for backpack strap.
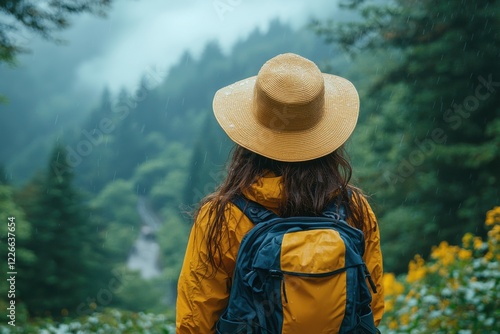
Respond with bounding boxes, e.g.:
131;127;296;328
232;195;278;225
233;188;352;224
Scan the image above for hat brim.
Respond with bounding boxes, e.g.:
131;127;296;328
213;73;359;162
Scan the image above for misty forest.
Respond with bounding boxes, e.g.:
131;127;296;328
0;0;499;333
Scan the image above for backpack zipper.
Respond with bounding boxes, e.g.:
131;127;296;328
269;264;376;305
269;269;288;304
280;264;361;278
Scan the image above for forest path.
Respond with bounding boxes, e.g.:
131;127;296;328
126;197;162;279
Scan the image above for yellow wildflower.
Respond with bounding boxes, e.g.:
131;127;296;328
431;241;449;259
431;241;458;265
389;320;398;329
488;225;500;242
401;313;410;326
473;237;483;250
458;248;472;260
405;290;415;301
485;206;500;226
449;278;460;290
394;282;404;294
413;254;425;267
440;299;449;310
383;273;396;295
408;267;427;282
407;255;427;282
444;253;456;266
383;273;405;296
462;232;474;248
385;299;394;312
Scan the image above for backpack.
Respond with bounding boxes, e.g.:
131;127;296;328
216;195;380;334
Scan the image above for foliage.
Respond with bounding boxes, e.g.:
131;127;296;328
134;142;191;211
16;144;112;317
379;207;500;333
89;179;140;262
156;207;190;282
312;0;500;273
0;0;111;64
110;270;166;313
183;113;231;207
0;184;35;316
0;308;175;334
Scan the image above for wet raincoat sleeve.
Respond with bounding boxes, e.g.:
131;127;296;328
359;196;385;326
176;204;246;334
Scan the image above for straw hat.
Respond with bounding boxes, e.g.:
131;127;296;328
213;53;359;162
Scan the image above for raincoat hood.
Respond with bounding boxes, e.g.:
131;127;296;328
241;173;283;211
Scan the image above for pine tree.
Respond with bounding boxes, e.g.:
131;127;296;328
0;183;35;311
183;112;232;207
312;0;500;272
20;144;111;317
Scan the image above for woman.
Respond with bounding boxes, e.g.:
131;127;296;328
176;53;384;333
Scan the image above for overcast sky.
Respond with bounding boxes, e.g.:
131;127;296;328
17;0;336;96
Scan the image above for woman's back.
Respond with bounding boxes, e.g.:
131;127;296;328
176;53;384;333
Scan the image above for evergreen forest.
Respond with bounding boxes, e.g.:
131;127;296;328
0;0;498;332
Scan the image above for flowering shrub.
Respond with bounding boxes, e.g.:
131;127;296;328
379;207;500;334
0;309;175;334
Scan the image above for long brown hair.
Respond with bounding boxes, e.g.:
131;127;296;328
195;145;374;277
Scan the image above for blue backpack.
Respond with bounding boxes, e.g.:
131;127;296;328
216;195;380;334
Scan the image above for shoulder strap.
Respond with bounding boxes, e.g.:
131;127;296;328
232;195;278;225
234;188;352;223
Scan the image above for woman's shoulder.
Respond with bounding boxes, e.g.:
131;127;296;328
196;198;254;232
348;188;378;232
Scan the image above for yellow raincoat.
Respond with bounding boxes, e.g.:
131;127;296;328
176;175;384;333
